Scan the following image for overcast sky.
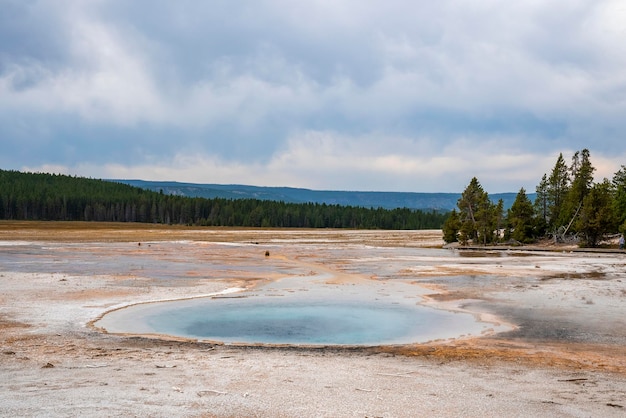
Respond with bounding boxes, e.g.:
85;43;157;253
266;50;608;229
1;0;625;192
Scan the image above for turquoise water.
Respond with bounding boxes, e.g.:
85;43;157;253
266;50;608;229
153;300;419;344
99;294;492;346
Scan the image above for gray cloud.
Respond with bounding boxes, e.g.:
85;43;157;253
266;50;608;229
2;0;626;192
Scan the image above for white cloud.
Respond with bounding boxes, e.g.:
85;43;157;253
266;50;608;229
0;6;164;125
21;134;626;194
4;0;626;192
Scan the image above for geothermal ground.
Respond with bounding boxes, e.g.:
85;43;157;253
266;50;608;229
0;221;625;417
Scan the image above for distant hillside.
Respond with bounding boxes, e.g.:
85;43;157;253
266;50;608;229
115;180;530;211
0;169;447;229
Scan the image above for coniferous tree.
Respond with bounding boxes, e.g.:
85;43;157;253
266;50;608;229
612;165;626;231
562;149;595;232
534;173;549;224
442;209;460;243
508;188;536;243
456;177;495;245
546;153;570;229
575;180;616;247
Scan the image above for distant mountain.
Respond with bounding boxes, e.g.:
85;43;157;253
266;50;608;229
114;180;531;211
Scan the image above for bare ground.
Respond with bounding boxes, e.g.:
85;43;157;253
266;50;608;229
1;221;625;417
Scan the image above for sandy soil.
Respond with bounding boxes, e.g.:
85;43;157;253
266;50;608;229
1;221;625;417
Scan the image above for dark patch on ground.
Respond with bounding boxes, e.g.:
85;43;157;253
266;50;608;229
474;303;626;346
541;271;608;281
458;251;503;258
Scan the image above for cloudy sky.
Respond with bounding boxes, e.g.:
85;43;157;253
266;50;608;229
1;0;625;192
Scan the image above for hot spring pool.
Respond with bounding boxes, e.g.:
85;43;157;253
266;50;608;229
95;294;499;346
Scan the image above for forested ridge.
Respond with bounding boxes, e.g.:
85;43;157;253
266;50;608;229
118;179;524;212
0;169;446;229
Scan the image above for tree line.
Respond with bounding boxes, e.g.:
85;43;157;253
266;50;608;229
0;169;446;229
443;149;626;247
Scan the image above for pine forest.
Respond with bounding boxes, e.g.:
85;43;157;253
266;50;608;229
0;169;446;230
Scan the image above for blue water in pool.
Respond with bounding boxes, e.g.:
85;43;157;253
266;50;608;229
114;295;489;346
